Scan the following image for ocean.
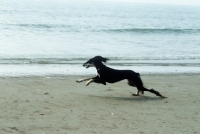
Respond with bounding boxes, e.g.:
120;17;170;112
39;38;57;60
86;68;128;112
0;0;200;76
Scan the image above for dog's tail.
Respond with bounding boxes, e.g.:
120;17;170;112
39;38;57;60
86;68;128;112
148;88;166;98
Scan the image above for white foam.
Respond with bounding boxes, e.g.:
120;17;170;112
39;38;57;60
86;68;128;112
0;64;199;77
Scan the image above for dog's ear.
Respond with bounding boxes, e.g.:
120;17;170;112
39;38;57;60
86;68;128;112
94;56;109;63
102;58;109;63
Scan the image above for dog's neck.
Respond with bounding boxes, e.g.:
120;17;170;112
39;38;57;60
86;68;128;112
93;61;106;70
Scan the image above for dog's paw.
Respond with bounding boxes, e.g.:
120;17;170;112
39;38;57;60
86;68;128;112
76;80;83;83
85;83;89;86
161;95;167;98
130;92;140;96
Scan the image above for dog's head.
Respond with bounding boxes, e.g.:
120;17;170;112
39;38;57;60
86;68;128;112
83;56;109;68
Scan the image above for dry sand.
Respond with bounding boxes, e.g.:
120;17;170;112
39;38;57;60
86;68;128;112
0;74;200;134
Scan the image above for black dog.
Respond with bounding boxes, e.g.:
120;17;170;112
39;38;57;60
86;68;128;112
76;56;165;98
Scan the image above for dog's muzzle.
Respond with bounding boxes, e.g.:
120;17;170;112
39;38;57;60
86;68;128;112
83;61;95;68
83;63;90;68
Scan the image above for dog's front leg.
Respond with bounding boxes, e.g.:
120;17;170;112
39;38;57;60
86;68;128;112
85;78;106;86
76;75;99;83
86;79;94;86
76;77;93;83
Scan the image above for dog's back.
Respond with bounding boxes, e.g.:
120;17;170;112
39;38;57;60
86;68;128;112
97;65;140;83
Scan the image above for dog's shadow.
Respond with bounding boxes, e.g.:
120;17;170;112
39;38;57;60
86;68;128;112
88;94;164;102
114;96;162;101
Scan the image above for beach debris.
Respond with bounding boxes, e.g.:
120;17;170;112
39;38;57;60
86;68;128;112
110;113;114;115
44;92;50;95
9;127;18;131
106;88;114;91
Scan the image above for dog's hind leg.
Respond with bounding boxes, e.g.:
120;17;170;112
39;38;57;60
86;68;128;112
127;79;136;87
135;82;166;98
128;79;143;96
130;76;166;98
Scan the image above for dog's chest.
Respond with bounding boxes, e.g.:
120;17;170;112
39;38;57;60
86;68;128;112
97;69;101;77
97;72;100;77
96;68;107;78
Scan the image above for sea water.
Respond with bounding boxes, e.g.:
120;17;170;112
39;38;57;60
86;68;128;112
0;0;200;76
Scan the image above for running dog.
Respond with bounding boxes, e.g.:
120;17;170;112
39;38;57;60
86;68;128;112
76;56;166;98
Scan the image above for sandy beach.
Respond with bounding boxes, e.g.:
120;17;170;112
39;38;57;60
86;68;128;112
0;74;199;134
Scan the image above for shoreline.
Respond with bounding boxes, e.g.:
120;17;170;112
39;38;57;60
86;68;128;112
0;72;200;78
1;63;200;77
0;73;199;133
0;59;200;76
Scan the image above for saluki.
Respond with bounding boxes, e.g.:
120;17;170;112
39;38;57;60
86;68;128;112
76;56;166;98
